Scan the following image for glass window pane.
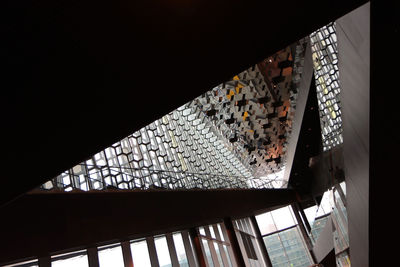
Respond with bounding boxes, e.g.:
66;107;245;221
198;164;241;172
317;190;333;217
217;224;225;241
271;206;296;230
130;240;151;267
279;227;312;267
340;181;346;196
209;225;216;239
172;233;189;267
52;254;88;267
264;227;312;267
212;242;224;267
241;219;250;234
304;205;318;225
201;239;214;267
154;236;172;267
263;234;286;266
98;245;124;267
223;245;233;267
199;227;206;236
255;211;277;235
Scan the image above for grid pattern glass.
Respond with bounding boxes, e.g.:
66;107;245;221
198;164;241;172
310;22;343;151
256;206;313;267
255;206;297;235
263;227;312;267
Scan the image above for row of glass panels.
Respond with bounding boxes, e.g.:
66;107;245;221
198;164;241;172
5;208;316;267
5;232;194;267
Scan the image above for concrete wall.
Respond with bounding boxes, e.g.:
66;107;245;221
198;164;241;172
336;3;370;267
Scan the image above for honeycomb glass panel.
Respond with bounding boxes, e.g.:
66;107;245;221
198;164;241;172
310;22;342;151
40;39;310;191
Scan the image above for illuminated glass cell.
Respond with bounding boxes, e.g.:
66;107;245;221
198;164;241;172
310;22;343;151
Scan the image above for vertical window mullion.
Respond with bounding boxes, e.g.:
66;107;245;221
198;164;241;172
165;233;180;267
146;237;160;267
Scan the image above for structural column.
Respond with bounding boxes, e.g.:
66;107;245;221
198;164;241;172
336;3;370;266
188;228;207;267
165;233;180;267
146;237;160;267
291;203;317;264
38;256;51;267
121;241;133;267
249;216;273;267
87;247;100;267
223;218;246;267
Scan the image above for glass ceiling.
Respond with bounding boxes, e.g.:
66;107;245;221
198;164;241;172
40;39;309;191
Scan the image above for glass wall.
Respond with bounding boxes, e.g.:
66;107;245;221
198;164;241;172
3;230;197;267
255;206;313;267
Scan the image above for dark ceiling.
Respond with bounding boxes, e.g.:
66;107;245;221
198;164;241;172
1;0;368;206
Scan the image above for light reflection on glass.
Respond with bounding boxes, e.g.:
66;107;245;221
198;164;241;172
172;233;189;267
130;240;151;267
98;245;124;267
154;236;172;267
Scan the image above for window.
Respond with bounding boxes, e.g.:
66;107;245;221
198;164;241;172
256;206;313;267
154;236;172;267
197;223;234;267
51;250;89;267
233;217;265;267
130;239;151;267
202;239;214;267
98;244;124;267
240;232;258;260
172;233;189;267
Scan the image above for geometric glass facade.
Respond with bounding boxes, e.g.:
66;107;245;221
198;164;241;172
310;22;343;151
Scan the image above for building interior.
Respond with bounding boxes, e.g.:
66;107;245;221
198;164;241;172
1;0;398;266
